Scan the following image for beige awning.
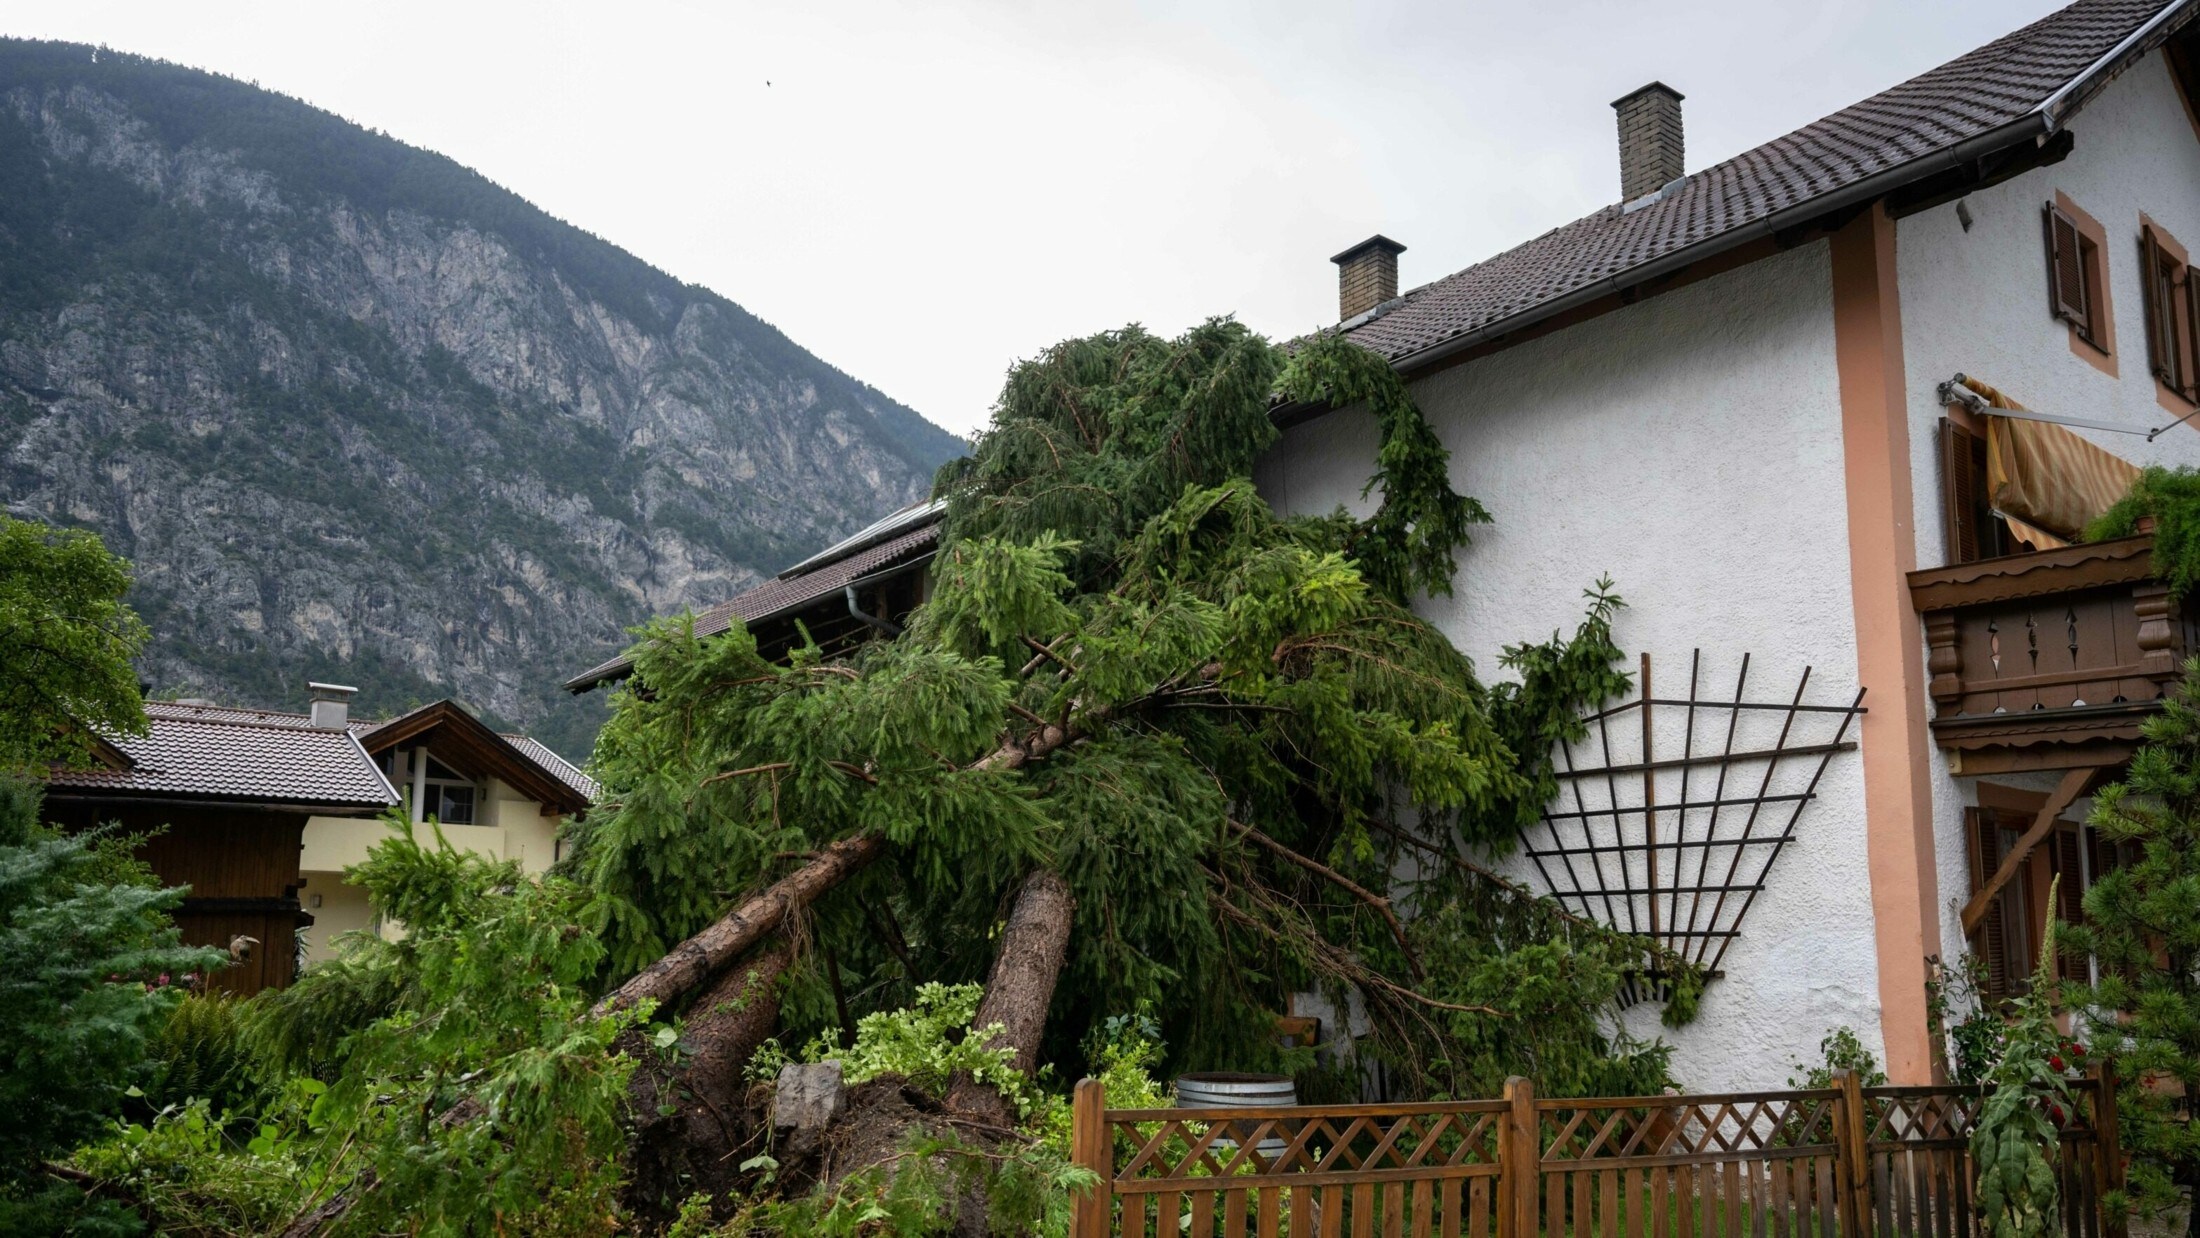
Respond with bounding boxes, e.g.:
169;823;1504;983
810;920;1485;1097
1959;377;2140;549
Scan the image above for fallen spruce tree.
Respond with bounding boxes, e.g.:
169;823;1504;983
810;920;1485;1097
54;321;1701;1236
552;320;1697;1226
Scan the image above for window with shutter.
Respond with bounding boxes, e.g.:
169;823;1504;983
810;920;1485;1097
1967;807;2025;1001
2142;228;2188;394
1939;418;2005;565
2046;203;2093;339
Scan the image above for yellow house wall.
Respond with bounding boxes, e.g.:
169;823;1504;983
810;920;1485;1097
298;781;568;967
301;876;376;957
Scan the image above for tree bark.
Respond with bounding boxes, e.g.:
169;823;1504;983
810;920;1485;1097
595;834;884;1017
679;942;794;1111
944;868;1076;1126
623;943;792;1225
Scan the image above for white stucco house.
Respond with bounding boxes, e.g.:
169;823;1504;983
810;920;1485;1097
1257;0;2200;1087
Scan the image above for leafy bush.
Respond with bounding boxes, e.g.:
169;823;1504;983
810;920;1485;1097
800;983;1033;1117
1971;897;2075;1238
68;1099;301;1234
1786;1026;1888;1090
96;821;647;1237
138;993;270;1121
292;823;640;1235
1927;952;2006;1086
2086;465;2200;600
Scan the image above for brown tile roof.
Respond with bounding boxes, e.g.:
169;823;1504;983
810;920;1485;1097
1338;0;2194;368
502;735;601;802
565;503;942;692
51;699;594;810
46;706;400;809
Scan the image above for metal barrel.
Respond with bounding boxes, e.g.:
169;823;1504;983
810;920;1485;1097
1174;1073;1297;1158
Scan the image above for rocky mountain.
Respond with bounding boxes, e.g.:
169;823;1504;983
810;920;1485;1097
0;39;966;758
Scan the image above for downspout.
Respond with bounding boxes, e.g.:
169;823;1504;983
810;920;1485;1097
845;585;902;637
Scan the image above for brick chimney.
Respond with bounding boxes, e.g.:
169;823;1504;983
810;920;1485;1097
1331;235;1406;321
307;681;357;730
1612;82;1684;202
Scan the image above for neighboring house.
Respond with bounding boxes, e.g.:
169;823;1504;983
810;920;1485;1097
564;500;941;694
301;693;597;964
44;684;595;991
1255;0;2200;1086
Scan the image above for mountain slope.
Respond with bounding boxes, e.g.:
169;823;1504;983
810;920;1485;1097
0;39;966;757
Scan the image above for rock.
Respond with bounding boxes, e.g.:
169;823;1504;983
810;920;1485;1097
0;45;965;756
772;1061;845;1133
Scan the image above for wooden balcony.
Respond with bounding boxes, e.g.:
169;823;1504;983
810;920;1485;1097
1906;533;2197;774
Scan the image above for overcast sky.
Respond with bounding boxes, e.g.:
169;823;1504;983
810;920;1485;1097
6;0;2060;436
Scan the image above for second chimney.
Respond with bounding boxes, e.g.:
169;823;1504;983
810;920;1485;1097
1331;234;1406;321
1612;82;1684;202
307;681;358;730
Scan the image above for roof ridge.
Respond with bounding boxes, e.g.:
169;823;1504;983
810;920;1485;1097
142;710;336;734
1329;0;2187;370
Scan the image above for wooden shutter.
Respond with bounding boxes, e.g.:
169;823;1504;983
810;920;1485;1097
2186;263;2200;402
2143;229;2183;389
2046;203;2092;336
1967;807;2016;1000
1953;424;1988;562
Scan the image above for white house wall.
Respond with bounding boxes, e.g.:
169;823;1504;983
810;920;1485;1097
1255;242;1874;1089
1896;49;2200;987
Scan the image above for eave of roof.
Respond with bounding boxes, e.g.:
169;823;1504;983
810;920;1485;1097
1281;0;2196;419
564;515;941;694
357;700;593;817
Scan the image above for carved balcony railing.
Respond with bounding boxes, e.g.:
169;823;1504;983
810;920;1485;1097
1906;533;2200;774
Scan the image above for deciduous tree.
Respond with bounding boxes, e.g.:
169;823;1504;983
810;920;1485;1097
0;514;149;772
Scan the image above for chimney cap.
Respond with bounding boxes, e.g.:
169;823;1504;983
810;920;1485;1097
1331;234;1407;266
1611;81;1684;109
307;682;359;699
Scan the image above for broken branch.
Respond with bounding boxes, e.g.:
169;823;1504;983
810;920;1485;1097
1229;818;1423;980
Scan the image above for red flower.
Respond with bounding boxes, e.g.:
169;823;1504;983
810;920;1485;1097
2050;1055;2066;1072
2048;1102;2066;1125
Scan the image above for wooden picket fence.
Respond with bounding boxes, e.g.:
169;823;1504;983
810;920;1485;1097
1067;1067;2126;1238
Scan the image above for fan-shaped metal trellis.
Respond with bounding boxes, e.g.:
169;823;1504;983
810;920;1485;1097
1520;651;1866;995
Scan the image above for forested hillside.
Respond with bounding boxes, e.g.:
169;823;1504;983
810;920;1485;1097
0;39;965;756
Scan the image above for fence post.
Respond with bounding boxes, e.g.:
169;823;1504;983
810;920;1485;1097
1503;1076;1538;1238
1833;1068;1871;1237
1071;1077;1111;1238
2092;1061;2126;1238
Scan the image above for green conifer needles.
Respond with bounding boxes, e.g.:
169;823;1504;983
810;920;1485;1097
577;319;1686;1102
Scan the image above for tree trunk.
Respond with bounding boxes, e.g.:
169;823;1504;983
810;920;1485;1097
595;833;883;1017
594;719;1092;1020
944;868;1075;1126
623;942;793;1227
680;942;794;1111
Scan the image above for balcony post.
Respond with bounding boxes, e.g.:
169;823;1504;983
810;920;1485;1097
1924;610;1963;709
2133;581;2178;686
